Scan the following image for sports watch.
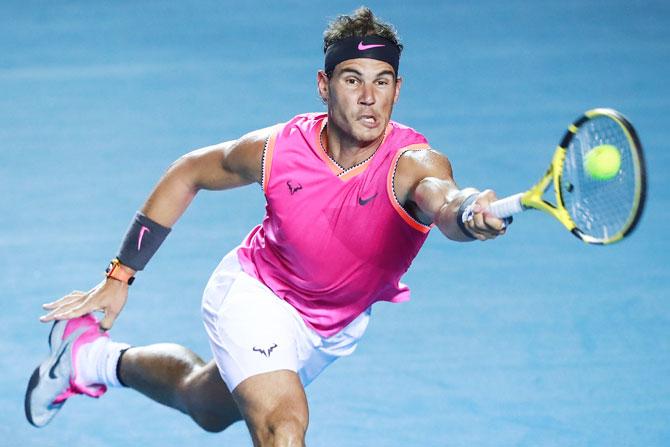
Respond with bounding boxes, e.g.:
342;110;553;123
105;258;135;285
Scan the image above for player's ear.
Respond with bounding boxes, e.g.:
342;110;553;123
317;70;329;104
393;76;403;104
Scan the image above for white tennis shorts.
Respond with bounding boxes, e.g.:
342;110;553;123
201;248;371;392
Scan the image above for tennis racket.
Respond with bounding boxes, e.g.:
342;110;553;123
477;108;647;244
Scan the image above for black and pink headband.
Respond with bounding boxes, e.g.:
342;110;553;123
324;35;401;76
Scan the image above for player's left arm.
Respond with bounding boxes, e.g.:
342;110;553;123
395;149;507;241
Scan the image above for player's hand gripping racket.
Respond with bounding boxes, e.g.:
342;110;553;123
469;108;647;244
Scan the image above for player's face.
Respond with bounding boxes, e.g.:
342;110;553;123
318;58;402;146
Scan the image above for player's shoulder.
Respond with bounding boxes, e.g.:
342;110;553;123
392;147;454;210
397;148;452;180
384;121;452;181
387;120;430;150
278;112;327;135
240;113;324;145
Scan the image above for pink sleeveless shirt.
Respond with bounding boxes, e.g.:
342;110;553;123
237;113;432;337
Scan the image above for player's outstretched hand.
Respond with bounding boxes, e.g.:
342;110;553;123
40;279;129;331
464;189;509;240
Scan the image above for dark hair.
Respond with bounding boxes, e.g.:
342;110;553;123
323;7;403;54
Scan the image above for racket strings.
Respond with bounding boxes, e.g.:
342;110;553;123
560;116;638;242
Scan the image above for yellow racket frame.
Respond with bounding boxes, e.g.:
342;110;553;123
518;108;646;245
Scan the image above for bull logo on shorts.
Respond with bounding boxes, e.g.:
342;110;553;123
253;343;278;357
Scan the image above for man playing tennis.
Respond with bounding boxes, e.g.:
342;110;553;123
26;7;507;447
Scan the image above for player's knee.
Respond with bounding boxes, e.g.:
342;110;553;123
260;415;307;446
180;368;241;433
186;395;239;433
174;365;203;403
192;411;234;433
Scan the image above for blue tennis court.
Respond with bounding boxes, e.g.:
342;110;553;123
2;1;669;445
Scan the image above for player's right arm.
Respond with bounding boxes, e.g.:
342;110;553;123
40;126;272;330
395;149;507;242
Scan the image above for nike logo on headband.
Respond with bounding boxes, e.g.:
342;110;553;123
358;41;385;51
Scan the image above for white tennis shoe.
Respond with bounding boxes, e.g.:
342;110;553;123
25;314;108;427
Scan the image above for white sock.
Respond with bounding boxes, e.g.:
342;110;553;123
76;337;130;388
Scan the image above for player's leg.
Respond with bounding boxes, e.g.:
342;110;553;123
232;370;309;447
223;307;372;446
83;335;309;443
201;250;314;445
118;344;241;432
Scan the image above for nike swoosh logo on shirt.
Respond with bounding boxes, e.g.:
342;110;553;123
358;42;385;51
137;226;150;251
358;193;378;206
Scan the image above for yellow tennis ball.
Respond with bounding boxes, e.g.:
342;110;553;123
584;144;621;180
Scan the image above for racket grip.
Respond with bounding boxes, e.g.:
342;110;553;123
487;193;525;218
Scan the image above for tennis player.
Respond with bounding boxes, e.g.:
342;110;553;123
26;7;507;447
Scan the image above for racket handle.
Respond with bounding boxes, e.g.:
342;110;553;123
487;193;525;218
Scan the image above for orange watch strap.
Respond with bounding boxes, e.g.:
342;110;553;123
106;259;135;285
